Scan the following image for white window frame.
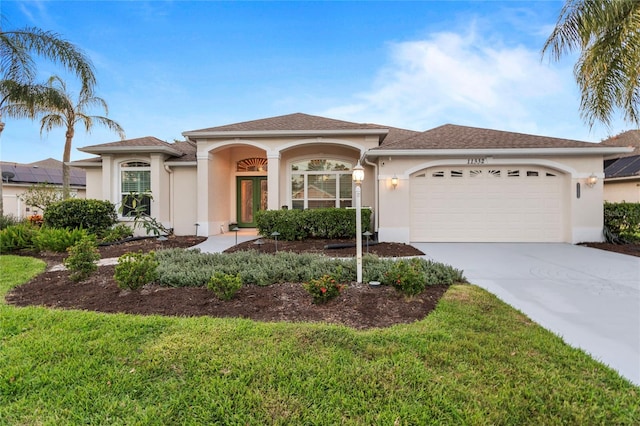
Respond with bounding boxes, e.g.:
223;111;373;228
119;160;151;218
288;156;354;210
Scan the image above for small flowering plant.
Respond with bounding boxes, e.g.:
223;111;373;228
28;214;43;226
303;274;345;304
384;258;426;296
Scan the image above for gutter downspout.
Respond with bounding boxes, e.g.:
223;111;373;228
164;164;174;233
363;152;379;235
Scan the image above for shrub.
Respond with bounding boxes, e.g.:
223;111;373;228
33;227;88;252
256;208;372;241
155;249;354;287
0;214;22;230
114;251;158;290
603;202;640;243
384;258;427;296
17;182;64;211
0;223;38;253
154;249;465;288
207;272;243;300
303;274;346;304
44;199;117;236
100;223;134;243
64;237;100;282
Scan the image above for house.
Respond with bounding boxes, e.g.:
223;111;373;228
71;113;631;243
600;130;640;203
1;158;86;219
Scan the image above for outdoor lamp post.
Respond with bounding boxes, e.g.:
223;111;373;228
352;160;365;284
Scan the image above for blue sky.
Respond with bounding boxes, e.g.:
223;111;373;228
0;0;632;164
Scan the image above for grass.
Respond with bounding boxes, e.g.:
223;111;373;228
1;255;639;425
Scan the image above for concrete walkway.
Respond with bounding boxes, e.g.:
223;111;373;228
192;229;259;253
414;243;640;386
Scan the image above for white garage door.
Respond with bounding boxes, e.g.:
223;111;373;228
410;166;566;242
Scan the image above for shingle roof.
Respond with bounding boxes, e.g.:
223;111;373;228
375;124;601;150
185;113;388;133
168;141;196;162
1;160;86;186
600;130;640;158
82;136;173;150
79;136;185;157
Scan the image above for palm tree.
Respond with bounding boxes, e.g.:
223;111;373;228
0;19;96;214
543;0;640;128
40;75;125;199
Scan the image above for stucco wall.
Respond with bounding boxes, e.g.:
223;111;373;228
604;180;640;203
84;168;103;199
171;166;197;235
1;184;86;219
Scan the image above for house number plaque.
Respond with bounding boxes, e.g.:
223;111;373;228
467;157;488;165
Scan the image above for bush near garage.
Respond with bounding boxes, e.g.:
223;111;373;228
256;207;372;241
604;202;640;243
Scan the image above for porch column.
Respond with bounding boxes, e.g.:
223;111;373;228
101;155;113;203
196;150;211;236
267;152;280;210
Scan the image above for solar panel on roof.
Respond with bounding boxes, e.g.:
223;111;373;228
605;155;640;178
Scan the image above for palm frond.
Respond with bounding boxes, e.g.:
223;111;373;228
543;0;640;127
1;27;96;91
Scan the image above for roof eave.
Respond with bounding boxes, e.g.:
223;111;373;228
182;129;389;140
366;147;634;157
164;161;197;166
604;174;640;182
79;146;183;156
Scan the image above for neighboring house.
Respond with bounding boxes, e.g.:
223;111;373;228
71;113;631;243
1;158;86;219
600;130;640;203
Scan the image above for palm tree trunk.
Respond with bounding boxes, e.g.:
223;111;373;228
0;120;5;216
62;127;74;199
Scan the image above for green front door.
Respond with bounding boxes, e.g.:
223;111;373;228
236;177;267;227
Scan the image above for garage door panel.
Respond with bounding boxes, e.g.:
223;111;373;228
410;166;566;242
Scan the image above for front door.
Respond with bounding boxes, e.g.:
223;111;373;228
236;177;267;227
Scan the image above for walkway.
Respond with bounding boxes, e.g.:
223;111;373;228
192;229;259;253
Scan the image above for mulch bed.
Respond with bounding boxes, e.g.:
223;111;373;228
7;236;636;330
6;235;444;330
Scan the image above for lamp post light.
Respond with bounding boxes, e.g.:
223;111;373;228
363;231;373;254
352;160;365;284
271;231;280;253
232;226;239;245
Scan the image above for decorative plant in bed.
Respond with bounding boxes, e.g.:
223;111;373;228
6;236;466;330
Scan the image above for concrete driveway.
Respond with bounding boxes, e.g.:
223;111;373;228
414;243;640;386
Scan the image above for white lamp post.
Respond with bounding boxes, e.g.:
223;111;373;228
352;160;365;284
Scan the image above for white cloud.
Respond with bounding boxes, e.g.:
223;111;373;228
323;29;599;140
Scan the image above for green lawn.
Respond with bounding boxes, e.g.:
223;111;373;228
1;255;638;425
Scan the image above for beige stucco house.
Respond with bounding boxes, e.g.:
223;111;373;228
601;130;640;203
1;158;86;219
72;113;631;243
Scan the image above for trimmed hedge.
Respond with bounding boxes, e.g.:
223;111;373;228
44;199;117;236
155;248;466;288
256;208;372;241
604;202;640;243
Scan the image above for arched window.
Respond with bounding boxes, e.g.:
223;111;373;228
120;161;151;216
290;158;353;209
237;157;268;172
